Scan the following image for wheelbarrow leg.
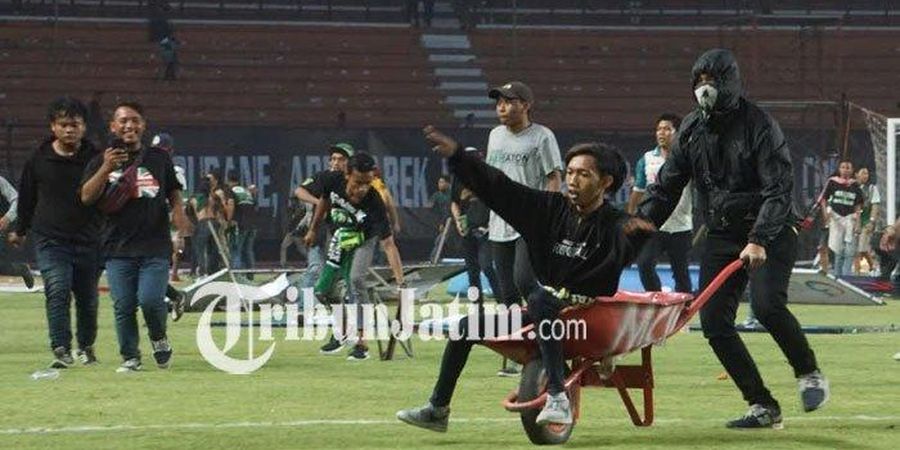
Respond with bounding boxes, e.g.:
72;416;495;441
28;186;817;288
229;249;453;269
611;346;655;426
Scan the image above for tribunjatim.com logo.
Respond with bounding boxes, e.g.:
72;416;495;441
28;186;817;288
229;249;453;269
193;282;587;374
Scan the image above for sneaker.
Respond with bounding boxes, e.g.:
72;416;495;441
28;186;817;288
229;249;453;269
497;362;521;377
346;345;369;361
76;346;98;365
20;264;34;289
536;392;573;425
116;358;143;373
741;318;761;328
798;370;830;412
396;403;450;432
168;289;186;322
725;404;783;429
319;336;343;355
49;346;74;369
152;338;173;369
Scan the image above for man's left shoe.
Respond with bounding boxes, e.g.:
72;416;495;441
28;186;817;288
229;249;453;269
396;403;449;432
798;370;830;412
346;345;369;361
536;392;573;425
152;338;174;369
76;346;98;365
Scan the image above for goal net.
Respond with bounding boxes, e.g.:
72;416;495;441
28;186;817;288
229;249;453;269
851;103;898;226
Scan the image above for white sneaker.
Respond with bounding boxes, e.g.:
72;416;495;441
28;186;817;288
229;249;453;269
116;358;143;373
798;370;830;412
536;392;572;425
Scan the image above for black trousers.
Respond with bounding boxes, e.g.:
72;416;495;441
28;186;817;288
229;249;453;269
430;287;567;407
492;238;538;307
636;230;693;293
462;233;499;300
700;226;819;408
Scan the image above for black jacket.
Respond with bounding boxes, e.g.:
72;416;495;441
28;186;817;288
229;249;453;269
16;138;102;244
639;49;799;248
449;146;648;297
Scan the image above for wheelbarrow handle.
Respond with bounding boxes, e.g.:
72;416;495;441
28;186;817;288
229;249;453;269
675;259;745;329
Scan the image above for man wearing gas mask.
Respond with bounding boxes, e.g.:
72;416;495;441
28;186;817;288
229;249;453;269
638;49;829;429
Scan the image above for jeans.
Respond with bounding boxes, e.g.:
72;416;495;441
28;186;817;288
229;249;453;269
230;227;257;270
492;237;538;307
33;233;100;351
193;219;221;275
828;214;856;277
280;232;304;266
462;232;498;300
429;287;565;407
106;257;170;360
299;244;325;289
636;230;693;293
346;237;378;331
700;226;819;408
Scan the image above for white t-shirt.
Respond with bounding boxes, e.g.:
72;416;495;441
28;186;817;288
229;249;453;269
485;123;563;242
633;147;693;233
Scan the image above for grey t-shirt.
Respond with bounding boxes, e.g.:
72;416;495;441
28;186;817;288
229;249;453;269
485;123;562;242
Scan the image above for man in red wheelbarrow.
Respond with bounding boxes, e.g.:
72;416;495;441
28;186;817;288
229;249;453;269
639;49;829;429
396;127;655;431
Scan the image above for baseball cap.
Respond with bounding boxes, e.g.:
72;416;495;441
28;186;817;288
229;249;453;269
330;142;355;158
151;132;174;150
488;81;534;103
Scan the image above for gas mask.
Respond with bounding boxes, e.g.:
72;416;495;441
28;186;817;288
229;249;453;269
694;83;718;112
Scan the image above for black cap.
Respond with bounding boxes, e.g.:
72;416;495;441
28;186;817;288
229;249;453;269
488;81;534;103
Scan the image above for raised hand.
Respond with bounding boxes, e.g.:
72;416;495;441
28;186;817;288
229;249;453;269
423;125;458;158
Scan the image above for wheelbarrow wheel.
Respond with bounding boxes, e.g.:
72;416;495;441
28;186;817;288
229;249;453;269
518;359;575;445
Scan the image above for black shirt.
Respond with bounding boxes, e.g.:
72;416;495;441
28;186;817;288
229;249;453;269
16;138;102;244
822;177;865;217
82;147;182;258
304;170;391;241
449;147;648;297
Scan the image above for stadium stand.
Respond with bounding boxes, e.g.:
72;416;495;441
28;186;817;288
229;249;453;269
0;19;454;175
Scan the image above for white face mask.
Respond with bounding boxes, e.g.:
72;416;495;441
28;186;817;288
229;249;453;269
694;84;718;111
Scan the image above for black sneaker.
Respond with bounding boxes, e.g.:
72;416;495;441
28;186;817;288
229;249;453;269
49;346;74;369
396;403;450;432
167;287;186;322
798;370;830;412
76;346;98;365
319;336;343;355
346;345;369;361
152;338;173;369
726;404;783;429
20;264;34;290
116;358;142;373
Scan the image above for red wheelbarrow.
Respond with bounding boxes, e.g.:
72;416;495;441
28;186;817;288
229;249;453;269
481;260;745;445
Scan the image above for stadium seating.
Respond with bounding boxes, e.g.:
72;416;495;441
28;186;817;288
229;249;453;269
0;19;453;174
469;28;900;131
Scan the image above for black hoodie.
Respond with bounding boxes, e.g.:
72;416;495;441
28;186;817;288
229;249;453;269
639;49;799;248
448;146;649;297
16;138;102;244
